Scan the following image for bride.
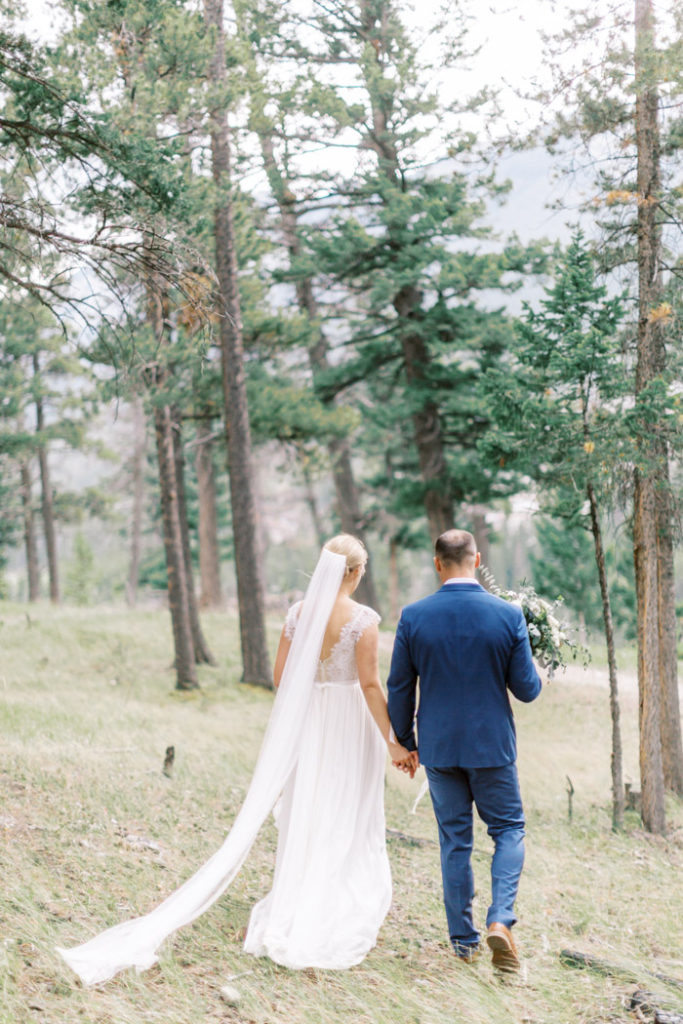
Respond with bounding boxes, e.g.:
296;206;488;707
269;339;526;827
58;534;416;983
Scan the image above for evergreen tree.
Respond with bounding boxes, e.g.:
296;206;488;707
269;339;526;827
482;233;630;828
52;0;224;686
256;0;546;545
530;516;636;641
64;531;96;606
0;295;95;602
0;16;190;326
234;0;383;610
537;0;683;826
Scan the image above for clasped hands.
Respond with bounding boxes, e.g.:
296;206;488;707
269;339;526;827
388;740;419;779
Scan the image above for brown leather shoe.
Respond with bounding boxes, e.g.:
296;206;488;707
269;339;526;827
486;923;520;972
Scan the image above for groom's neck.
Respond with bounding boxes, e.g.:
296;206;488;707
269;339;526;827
437;566;476;584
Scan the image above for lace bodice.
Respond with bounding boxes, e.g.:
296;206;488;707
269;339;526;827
284;601;381;685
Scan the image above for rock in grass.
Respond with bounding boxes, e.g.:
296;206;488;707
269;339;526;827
220;984;241;1006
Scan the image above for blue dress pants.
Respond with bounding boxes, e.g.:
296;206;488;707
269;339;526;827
425;763;526;951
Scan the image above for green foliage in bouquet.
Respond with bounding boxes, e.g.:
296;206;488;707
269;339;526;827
480;566;588;674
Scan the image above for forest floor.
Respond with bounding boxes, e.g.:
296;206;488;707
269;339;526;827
1;601;682;1024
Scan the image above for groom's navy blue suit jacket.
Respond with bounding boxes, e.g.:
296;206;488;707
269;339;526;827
387;583;542;768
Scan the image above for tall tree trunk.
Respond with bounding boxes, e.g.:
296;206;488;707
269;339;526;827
37;445;59;603
153;400;198;689
587;483;625;830
327;437;381;610
126;396;146;607
172;409;216;665
656;482;683;795
205;0;271;687
633;0;667;832
394;287;454;543
298;450;326;550
358;0;453;545
249;108;381;612
633;474;666;832
146;279;197;690
470;508;491;588
20;461;40;601
636;0;683;802
33;354;59;603
196;428;223;609
388;535;400;624
114;27;198;686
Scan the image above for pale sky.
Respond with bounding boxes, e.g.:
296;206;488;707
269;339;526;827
21;0;641;134
20;0;642;247
20;0;587;111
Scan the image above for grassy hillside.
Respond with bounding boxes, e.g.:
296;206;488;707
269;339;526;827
1;602;681;1024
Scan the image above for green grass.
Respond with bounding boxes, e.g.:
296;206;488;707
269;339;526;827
1;601;682;1024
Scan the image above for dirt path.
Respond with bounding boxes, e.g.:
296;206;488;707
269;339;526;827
379;630;654;696
556;662;638;692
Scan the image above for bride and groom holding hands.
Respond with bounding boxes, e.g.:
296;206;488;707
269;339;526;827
58;528;542;984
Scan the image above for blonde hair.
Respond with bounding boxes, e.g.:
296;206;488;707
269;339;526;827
324;534;367;576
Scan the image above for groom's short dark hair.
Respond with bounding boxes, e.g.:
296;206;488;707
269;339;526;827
435;529;477;567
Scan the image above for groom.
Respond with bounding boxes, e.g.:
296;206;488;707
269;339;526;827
387;529;542;971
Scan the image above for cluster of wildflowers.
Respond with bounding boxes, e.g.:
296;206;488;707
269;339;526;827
479;567;585;674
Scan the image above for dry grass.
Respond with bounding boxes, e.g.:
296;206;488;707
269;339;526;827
1;601;682;1024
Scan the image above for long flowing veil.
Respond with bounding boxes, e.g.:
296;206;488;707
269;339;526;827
57;548;347;985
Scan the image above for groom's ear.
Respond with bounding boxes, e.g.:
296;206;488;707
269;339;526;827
434;556;442;574
475;552;481;568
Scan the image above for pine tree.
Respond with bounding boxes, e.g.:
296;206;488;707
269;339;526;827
263;0;546;545
530;517;636;642
537;0;683;826
51;0;225;686
0;17;189;323
203;0;272;686
0;295;95;604
234;0;382;610
483;234;630;829
64;532;96;606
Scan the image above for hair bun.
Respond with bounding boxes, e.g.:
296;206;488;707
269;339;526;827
324;533;367;571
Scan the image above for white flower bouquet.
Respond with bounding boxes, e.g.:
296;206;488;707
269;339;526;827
479;567;584;675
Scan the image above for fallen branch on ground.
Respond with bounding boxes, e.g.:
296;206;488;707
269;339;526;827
631;989;683;1024
386;828;436;847
561;950;683;992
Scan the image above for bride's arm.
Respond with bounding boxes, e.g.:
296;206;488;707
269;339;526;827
356;624;418;776
274;602;302;687
273;629;292;688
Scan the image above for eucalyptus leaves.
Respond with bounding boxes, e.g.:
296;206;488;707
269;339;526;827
480;567;584;675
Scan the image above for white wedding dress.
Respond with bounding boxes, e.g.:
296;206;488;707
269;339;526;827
57;551;391;984
243;601;391;969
